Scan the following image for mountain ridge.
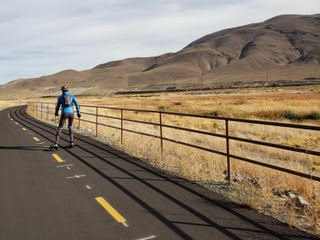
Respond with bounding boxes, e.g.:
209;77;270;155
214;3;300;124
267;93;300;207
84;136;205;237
2;13;320;98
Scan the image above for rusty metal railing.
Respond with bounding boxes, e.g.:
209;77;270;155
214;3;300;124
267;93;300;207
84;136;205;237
27;101;320;184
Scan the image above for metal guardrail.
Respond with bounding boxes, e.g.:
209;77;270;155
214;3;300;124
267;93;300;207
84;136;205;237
27;101;320;184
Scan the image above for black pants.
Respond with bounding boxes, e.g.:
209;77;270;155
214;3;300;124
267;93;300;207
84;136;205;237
55;113;74;144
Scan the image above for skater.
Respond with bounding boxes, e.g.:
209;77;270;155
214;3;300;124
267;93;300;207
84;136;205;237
51;85;81;150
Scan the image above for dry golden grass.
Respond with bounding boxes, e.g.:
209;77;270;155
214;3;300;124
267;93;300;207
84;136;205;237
28;85;320;235
0;100;26;111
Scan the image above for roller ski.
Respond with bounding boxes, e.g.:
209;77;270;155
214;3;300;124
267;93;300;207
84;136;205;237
49;144;59;151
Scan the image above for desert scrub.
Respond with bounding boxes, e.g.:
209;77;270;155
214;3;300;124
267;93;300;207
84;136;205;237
158;105;170;111
0;100;26;111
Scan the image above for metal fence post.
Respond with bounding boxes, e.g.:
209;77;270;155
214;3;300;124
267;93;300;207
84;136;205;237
96;107;99;137
121;109;123;143
40;102;43;120
47;103;49;120
159;112;163;156
225;119;231;184
55;104;57;125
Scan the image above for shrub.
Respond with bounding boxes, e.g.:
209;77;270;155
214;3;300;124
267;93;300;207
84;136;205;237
281;110;320;121
158;106;169;111
203;111;219;117
282;110;303;121
307;111;320;120
173;102;182;106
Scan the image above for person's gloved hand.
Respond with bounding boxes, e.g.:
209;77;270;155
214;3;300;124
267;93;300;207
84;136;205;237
55;112;58;117
77;113;81;118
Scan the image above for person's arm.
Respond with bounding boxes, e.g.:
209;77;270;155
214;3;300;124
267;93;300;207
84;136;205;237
55;97;62;116
73;96;81;118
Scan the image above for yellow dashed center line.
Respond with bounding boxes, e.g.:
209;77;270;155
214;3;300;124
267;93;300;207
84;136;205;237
33;137;40;142
22;128;27;131
51;153;64;163
95;197;126;223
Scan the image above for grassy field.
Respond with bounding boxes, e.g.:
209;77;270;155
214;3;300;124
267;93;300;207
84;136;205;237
0;100;26;111
25;85;320;235
62;84;320;122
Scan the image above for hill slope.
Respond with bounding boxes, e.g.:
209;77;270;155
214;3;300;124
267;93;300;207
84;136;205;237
2;14;320;98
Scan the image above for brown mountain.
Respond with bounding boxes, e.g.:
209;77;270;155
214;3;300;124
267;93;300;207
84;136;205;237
2;13;320;98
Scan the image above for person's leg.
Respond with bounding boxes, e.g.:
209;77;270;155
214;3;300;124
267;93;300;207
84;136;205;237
67;114;75;143
55;115;67;144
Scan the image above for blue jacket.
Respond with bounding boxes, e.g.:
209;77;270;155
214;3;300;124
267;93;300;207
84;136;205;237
55;91;80;115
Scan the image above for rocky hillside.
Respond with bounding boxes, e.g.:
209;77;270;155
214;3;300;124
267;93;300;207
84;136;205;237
127;13;320;90
1;14;320;98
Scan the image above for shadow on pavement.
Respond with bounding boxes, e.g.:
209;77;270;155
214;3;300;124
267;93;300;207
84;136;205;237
0;146;48;151
12;106;319;240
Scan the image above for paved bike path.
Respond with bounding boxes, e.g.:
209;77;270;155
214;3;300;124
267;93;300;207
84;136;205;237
0;106;317;240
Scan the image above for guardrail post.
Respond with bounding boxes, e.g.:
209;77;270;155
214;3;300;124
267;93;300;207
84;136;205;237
159;112;163;157
121;109;123;144
96;107;99;137
225;119;231;184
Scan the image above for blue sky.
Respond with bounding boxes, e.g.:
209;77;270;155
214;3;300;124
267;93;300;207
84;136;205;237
0;0;319;85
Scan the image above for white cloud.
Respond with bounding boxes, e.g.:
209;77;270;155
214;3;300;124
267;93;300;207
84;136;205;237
0;0;319;84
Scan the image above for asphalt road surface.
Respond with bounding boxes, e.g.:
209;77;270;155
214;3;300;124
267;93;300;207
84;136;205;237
0;106;318;240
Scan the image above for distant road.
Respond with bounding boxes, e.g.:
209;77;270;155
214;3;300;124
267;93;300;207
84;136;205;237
0;106;318;240
114;79;320;95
